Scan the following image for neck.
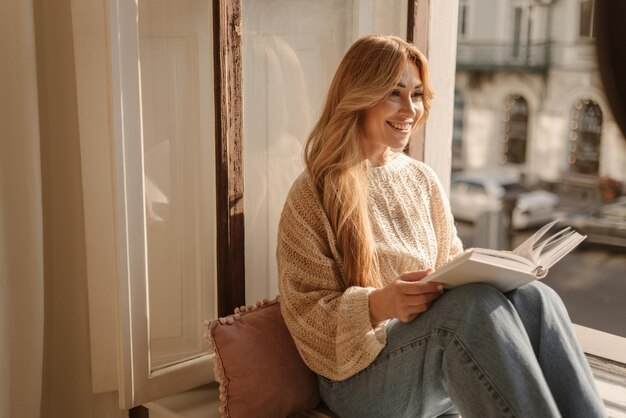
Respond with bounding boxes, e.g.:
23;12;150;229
365;146;393;167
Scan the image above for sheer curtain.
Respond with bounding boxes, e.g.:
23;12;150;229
0;0;44;417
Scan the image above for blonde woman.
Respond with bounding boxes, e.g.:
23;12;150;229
277;35;605;418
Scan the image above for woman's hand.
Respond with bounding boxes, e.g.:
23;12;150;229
368;269;444;325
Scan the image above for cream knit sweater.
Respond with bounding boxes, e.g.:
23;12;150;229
277;153;463;381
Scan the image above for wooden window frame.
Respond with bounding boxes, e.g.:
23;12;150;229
213;0;246;317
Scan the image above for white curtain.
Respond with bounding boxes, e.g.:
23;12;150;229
0;0;44;417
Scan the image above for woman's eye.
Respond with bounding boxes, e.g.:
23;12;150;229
389;90;423;102
412;92;424;101
388;90;400;102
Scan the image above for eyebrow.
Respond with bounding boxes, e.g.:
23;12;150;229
396;82;424;89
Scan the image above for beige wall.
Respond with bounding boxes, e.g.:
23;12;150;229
0;1;44;416
33;0;125;416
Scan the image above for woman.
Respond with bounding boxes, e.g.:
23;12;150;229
277;35;605;418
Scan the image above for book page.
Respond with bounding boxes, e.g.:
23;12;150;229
472;248;536;269
512;220;558;264
511;220;586;271
538;231;586;268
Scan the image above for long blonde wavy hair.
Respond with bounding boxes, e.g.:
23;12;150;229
304;35;434;289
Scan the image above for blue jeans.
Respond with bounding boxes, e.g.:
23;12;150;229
318;282;606;418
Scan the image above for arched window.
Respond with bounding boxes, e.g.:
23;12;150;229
452;89;464;171
568;99;602;175
500;95;529;164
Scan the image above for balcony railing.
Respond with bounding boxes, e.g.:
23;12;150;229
456;41;551;72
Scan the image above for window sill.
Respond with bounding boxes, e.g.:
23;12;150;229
573;324;626;365
144;383;221;418
574;325;626;416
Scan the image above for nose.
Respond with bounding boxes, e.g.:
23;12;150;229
399;95;417;119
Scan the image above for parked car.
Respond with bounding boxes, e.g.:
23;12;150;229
556;198;626;249
449;171;559;229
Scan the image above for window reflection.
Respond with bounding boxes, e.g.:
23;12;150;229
242;0;408;303
138;0;216;370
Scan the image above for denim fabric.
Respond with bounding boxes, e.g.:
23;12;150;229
318;282;606;418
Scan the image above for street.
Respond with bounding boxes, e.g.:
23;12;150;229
454;220;626;338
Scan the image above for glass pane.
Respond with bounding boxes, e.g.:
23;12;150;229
242;0;408;303
579;0;592;38
138;0;216;370
569;100;602;175
512;7;522;57
452;90;465;171
453;2;626;338
502;95;528;164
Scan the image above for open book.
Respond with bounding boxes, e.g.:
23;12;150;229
423;220;586;293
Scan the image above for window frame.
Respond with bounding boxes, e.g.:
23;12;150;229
107;0;220;408
213;0;246;318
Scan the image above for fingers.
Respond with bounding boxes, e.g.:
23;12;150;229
398;299;435;321
394;285;444;323
399;290;442;307
396;302;432;323
398;268;441;293
396;279;442;295
399;269;433;282
386;269;446;323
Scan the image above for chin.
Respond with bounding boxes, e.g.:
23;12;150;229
390;137;410;149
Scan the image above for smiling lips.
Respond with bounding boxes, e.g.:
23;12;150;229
386;120;412;132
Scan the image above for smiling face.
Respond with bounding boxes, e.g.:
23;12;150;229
361;61;424;164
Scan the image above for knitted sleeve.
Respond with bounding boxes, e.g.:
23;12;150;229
277;175;386;381
421;164;464;267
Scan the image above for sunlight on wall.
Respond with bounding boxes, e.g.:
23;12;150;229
535;114;567;181
465;108;495;169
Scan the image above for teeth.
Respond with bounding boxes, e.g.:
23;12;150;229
388;121;411;131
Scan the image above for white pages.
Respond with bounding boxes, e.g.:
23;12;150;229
422;221;586;293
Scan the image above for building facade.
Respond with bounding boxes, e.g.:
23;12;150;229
453;0;626;191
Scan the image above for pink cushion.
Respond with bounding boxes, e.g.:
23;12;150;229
206;299;321;418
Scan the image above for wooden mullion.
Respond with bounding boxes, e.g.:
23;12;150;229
407;0;429;162
213;0;245;317
407;0;416;43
